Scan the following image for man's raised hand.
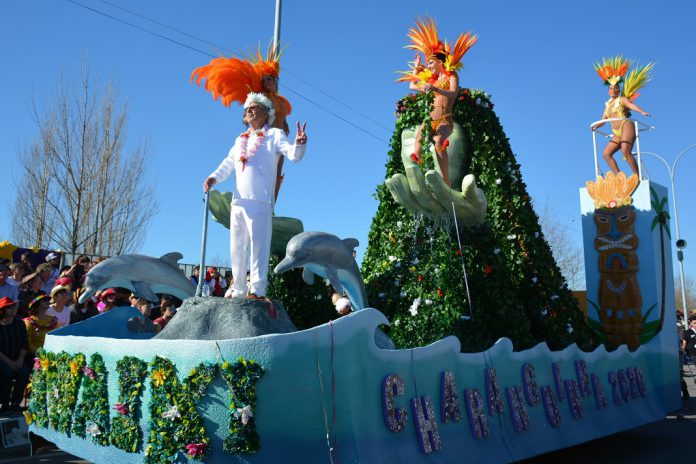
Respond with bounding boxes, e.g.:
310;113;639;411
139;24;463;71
295;121;308;145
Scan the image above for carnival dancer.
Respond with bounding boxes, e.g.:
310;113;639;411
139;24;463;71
192;44;293;200
398;16;477;186
202;93;308;299
592;56;653;176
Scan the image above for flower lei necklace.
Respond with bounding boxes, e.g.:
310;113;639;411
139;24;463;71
238;125;268;171
25;315;59;332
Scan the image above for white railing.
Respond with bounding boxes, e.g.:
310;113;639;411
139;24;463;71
590;118;654;181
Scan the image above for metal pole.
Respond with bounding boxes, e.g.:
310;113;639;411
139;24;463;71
592;129;600;177
633;121;643;181
273;0;282;53
195;191;211;297
641;150;690;318
671;144;696;316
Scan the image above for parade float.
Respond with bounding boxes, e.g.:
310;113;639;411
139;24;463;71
24;19;679;464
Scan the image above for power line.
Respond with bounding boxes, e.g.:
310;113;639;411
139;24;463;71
67;0;390;141
100;0;392;133
280;85;387;143
97;0;233;55
65;0;216;58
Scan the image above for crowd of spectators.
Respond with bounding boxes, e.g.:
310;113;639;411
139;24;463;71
0;251;186;414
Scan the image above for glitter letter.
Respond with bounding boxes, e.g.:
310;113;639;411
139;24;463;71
382;374;407;432
485;368;504;415
463;388;490;439
411;396;442;453
440;371;462;423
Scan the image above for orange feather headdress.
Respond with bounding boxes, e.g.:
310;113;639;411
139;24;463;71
594;55;630;86
191;43;289;109
398;16;477;83
593;55;654;101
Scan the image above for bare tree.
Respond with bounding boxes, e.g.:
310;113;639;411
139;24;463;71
11;62;158;255
676;275;696;314
539;205;586;290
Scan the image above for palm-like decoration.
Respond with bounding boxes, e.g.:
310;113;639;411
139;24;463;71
650;187;671;330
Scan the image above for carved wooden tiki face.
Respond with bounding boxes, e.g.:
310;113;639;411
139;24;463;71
593;204;642;350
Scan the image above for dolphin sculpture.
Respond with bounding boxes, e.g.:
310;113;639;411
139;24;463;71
79;253;195;304
274;232;368;310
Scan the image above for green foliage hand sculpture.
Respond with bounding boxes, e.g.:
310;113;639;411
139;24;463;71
385;123;487;227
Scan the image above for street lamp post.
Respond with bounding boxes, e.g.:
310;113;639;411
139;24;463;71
639;144;696;320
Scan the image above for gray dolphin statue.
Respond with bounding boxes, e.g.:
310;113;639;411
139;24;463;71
274;232;368;310
79;252;195;304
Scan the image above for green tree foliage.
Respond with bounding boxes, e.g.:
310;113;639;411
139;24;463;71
361;89;595;352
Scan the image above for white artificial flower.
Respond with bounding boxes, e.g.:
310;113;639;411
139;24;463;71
531;277;538;284
388;255;397;262
86;423;101;436
507;234;516;240
397;221;403;228
409;297;422;316
425;299;433;305
541;308;548;316
495;178;502;185
162;404;181;421
234;405;253;425
566;324;574;334
493;248;500;255
550;295;559;301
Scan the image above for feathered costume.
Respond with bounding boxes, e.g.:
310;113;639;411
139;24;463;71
594;55;654;102
191;44;292;130
397;16;477;85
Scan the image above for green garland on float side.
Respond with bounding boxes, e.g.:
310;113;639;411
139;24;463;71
25;349;54;428
71;353;110;445
109;356;148;453
220;357;265;454
144;358;217;463
48;352;85;434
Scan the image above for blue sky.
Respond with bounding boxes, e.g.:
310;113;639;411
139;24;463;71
1;0;695;288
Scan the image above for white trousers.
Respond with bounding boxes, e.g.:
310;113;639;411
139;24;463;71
230;201;273;297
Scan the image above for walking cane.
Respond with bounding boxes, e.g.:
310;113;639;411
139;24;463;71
195;190;211;297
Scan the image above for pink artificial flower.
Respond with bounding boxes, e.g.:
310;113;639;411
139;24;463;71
83;366;95;380
113;403;129;415
185;443;206;457
34;357;41;371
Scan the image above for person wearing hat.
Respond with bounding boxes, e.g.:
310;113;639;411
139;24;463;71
202;92;308;300
99;287;130;312
23;294;58;356
47;285;73;328
0;262;19;302
0;297;30;413
17;273;44;318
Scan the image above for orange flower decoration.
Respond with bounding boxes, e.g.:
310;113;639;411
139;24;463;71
586;172;639;209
